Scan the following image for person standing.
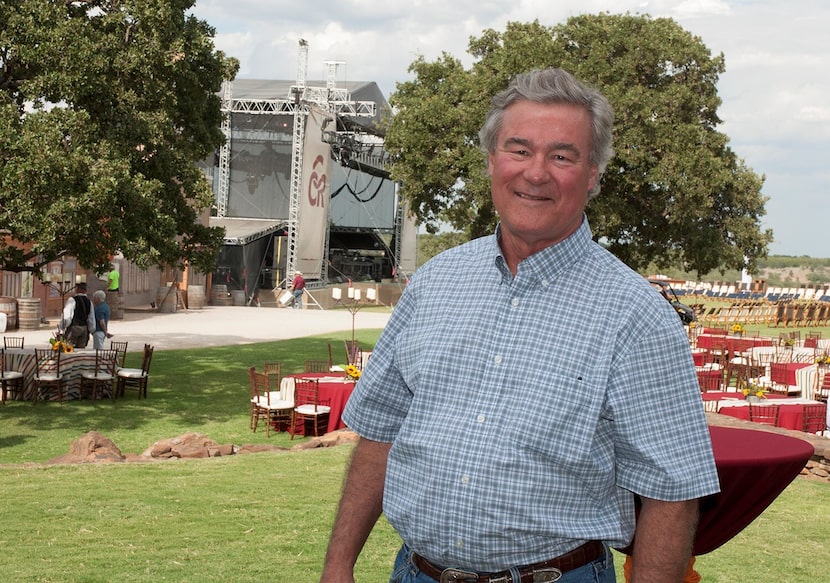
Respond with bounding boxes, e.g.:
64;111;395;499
91;290;114;349
107;266;120;292
320;68;719;583
58;282;95;348
290;271;305;310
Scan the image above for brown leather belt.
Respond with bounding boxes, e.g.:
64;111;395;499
411;540;605;583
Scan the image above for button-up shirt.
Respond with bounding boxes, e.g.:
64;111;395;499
343;218;719;572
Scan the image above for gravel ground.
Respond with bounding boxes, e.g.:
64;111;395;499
5;305;392;351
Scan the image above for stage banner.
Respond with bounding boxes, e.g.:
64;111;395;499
296;105;332;279
399;193;418;278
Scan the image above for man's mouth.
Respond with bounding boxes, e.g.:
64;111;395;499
516;191;549;201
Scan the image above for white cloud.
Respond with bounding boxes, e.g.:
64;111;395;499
672;0;732;18
190;0;830;256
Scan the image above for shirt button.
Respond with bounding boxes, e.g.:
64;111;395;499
455;538;464;548
511;297;520;307
494;355;503;365
461;475;471;484
541;278;549;286
476;414;485;423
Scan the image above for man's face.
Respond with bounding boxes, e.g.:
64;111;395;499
488;100;598;261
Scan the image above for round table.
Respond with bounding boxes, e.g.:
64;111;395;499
623;426;814;581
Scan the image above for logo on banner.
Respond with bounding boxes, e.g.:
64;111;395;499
308;155;328;207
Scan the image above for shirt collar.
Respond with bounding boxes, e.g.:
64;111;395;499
492;215;594;283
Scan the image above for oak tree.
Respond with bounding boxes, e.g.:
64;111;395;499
0;0;238;275
386;14;772;275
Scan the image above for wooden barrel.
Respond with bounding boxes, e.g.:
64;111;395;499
17;297;41;330
230;289;246;306
156;286;177;313
0;296;18;330
211;284;232;306
106;291;124;320
187;285;205;309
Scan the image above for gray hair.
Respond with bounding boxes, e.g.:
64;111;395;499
478;68;615;200
92;290;107;302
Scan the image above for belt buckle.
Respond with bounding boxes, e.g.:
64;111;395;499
439;567;479;582
532;568;562;583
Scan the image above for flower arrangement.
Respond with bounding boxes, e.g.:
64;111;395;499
782;337;795;347
730;323;745;334
741;383;766;400
49;333;74;353
344;364;362;381
816;354;830;366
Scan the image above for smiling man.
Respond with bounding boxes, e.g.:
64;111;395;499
320;68;719;583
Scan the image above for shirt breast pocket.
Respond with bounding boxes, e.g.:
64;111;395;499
503;368;605;462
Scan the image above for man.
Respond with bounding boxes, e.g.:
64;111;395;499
290;271;305;310
320;68;719;583
91;290;114;349
107;266;120;293
58;282;95;348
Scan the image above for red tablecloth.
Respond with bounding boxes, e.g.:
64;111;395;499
700;392;788;402
696;335;774;354
770;362;812;386
289;372;356;434
623;426;812;559
694;426;814;554
718;400;825;431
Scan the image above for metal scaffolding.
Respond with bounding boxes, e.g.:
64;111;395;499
215;40;382;284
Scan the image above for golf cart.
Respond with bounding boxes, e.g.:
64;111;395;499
647;279;697;325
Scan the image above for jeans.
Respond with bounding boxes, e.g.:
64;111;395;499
292;289;303;309
389;543;616;583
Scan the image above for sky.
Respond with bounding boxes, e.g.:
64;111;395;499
190;0;829;257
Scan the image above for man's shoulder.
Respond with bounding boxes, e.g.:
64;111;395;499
425;235;494;267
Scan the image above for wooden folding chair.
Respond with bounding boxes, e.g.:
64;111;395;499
802;404;827;436
116;344;153;399
748;403;780;427
3;336;24;349
79;349;118;400
290;378;331;439
33;348;64;403
0;348;25;403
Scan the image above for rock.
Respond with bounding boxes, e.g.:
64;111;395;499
45;431;125;464
46;428;356;465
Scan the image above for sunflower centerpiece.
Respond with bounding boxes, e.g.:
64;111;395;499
730;323;745;337
344;364;362;381
49;333;74;353
741;383;766;402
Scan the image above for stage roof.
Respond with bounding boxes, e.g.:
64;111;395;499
211;218;285;246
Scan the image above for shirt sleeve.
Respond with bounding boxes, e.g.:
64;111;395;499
59;297;76;332
86;301;95;331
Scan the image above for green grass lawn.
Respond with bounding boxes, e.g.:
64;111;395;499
1;328;828;581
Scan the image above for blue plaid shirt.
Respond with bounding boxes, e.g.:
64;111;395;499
343;219;719;572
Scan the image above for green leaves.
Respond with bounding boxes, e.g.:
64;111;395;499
0;0;238;274
385;14;771;275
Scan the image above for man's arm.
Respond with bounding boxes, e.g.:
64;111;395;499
86;305;95;331
58;297;75;333
320;437;391;583
630;497;698;583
